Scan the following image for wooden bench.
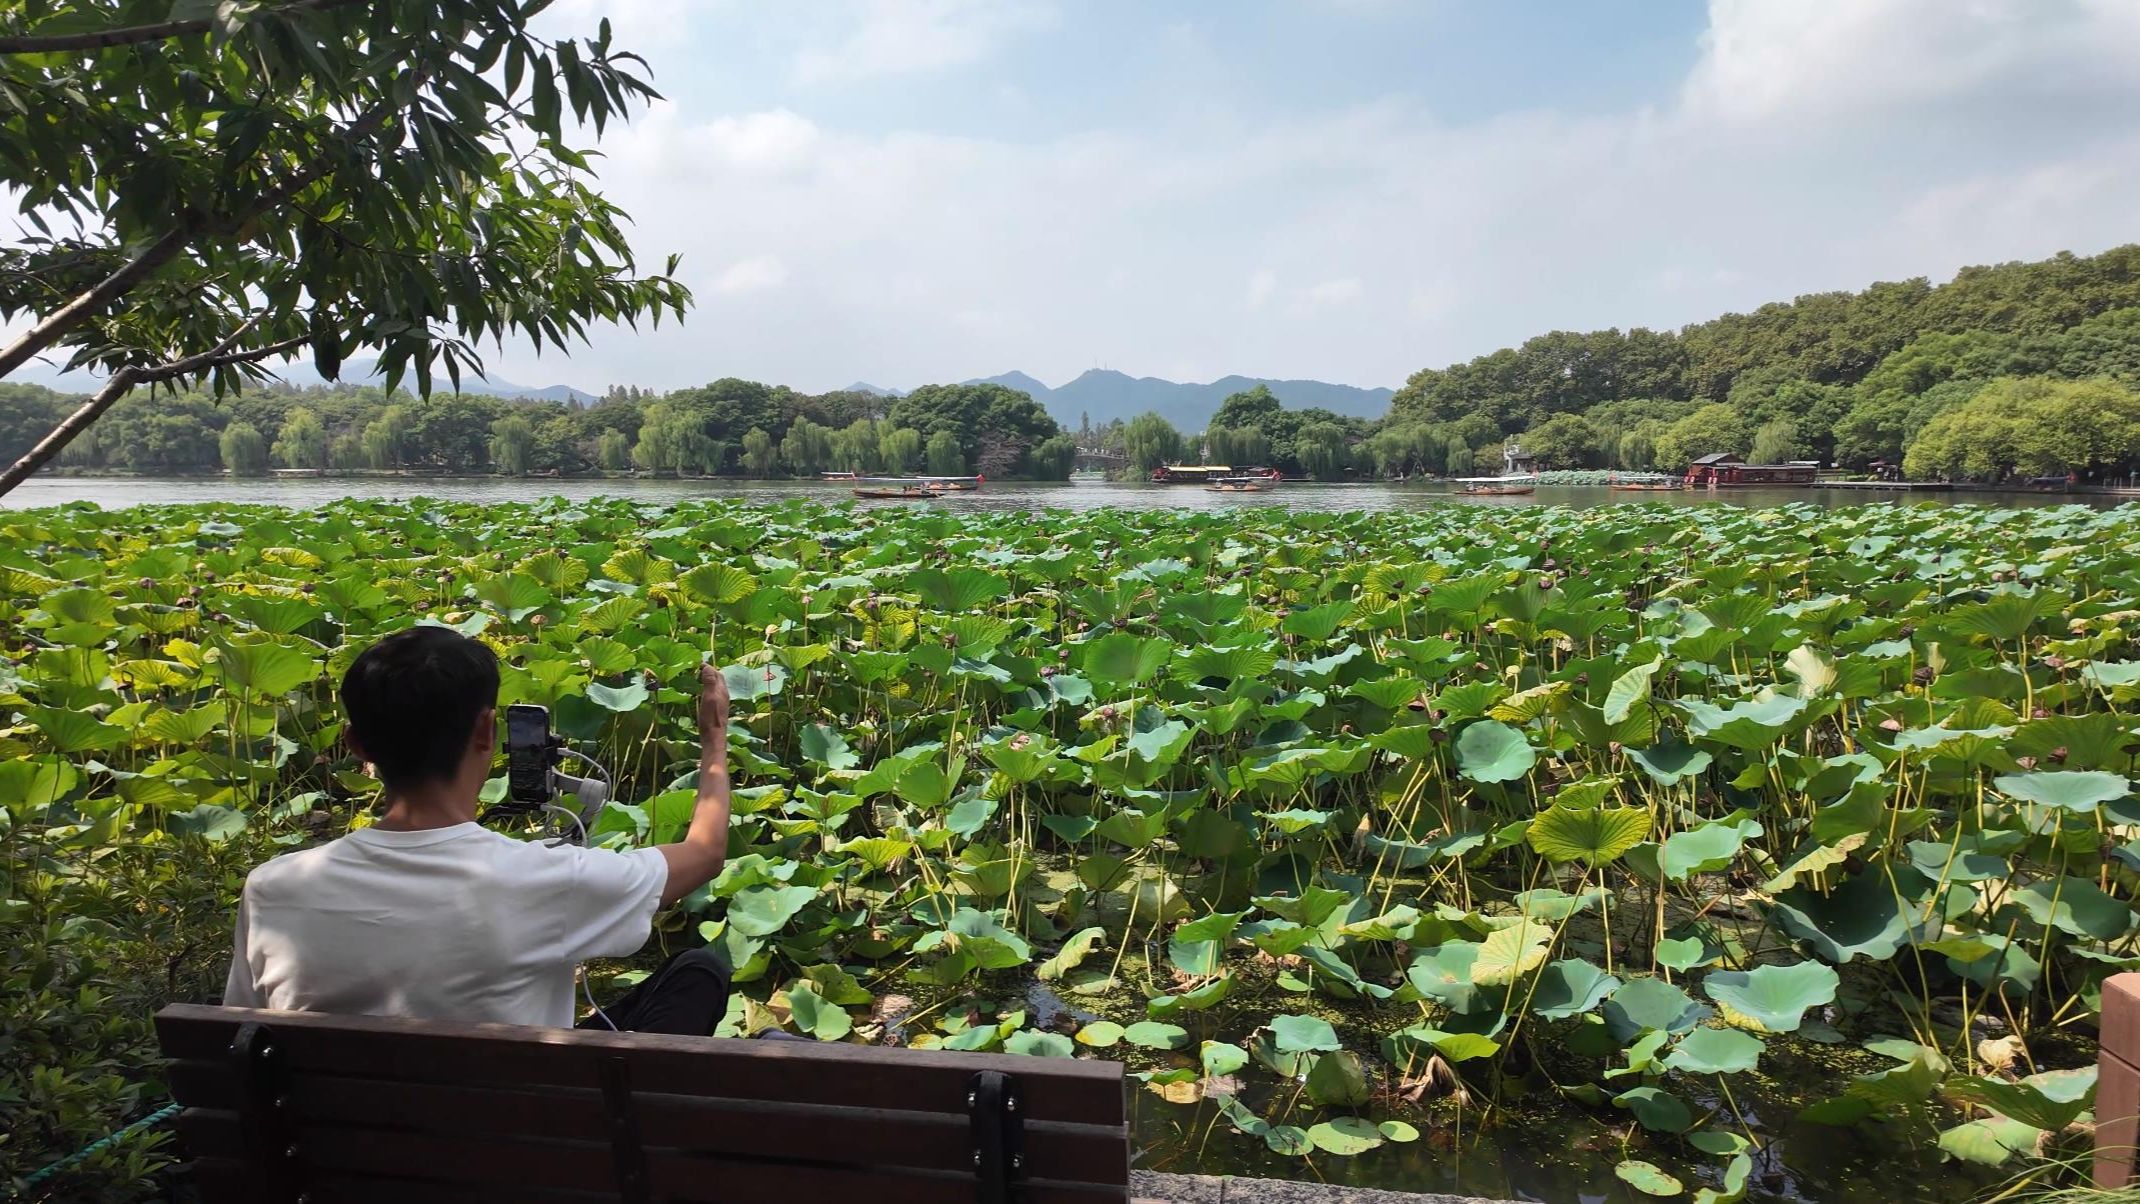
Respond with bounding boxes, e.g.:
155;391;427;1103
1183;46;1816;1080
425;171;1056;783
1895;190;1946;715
2100;972;2140;1187
154;1003;1130;1203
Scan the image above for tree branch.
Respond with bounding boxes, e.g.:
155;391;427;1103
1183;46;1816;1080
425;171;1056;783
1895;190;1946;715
0;0;362;54
0;326;310;498
0;72;421;383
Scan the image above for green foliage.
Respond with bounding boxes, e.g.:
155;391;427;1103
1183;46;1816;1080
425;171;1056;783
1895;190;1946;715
1904;376;2140;481
217;421;268;476
924;429;965;477
1385;246;2140;473
2;497;2136;1198
0;0;692;489
1655;403;1754;470
1121;411;1183;474
2;372;1085;484
488;414;537;477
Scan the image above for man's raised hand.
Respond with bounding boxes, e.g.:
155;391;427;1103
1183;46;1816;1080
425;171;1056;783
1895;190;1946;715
698;661;731;738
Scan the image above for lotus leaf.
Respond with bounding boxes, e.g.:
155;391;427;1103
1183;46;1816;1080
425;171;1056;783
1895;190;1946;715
1615;1160;1684;1197
1268;1013;1342;1053
1003;1030;1074;1057
1455;719;1537;782
1123;1021;1189;1050
1605;977;1703;1041
1703;962;1838;1033
1615;1086;1694;1133
1528;804;1650;865
1306;1117;1383;1156
1530;958;1620;1020
1994;770;2130;812
784;982;852;1040
1305;1050;1371;1106
1663;1027;1764;1075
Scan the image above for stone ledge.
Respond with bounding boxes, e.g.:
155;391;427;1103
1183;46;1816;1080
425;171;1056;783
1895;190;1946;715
1131;1169;1506;1204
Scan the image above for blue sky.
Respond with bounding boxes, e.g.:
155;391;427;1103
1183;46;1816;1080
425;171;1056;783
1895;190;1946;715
488;0;2140;395
644;3;1709;143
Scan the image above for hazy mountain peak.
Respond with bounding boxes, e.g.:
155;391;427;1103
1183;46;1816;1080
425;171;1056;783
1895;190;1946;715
960;369;1394;431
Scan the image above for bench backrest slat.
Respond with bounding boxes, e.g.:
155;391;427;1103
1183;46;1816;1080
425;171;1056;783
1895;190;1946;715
158;1003;1129;1203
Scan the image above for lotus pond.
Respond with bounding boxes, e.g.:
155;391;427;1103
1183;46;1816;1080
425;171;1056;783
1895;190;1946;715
6;497;2140;1203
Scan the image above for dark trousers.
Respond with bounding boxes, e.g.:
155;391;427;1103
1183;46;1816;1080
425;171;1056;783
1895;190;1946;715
579;947;731;1036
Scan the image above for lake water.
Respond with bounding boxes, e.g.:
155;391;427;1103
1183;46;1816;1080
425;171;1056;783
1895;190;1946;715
4;474;2129;513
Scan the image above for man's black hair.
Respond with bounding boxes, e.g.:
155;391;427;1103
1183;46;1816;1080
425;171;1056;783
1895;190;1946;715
341;626;501;789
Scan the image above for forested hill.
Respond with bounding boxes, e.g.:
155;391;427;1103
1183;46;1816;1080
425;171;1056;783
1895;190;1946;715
1382;245;2140;474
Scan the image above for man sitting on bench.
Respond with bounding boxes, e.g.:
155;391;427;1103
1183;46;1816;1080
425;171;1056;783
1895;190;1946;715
222;626;735;1035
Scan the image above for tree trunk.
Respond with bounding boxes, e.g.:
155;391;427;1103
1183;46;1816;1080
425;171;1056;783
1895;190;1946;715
0;329;307;498
0;369;141;496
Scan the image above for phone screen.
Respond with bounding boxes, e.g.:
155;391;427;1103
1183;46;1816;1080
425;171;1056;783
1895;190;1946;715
506;704;551;803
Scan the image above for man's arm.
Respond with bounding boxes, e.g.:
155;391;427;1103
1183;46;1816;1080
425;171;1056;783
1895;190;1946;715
223;891;265;1006
655;662;731;906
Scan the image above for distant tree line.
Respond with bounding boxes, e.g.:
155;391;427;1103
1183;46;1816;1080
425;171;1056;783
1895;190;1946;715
14;246;2139;487
0;379;1077;481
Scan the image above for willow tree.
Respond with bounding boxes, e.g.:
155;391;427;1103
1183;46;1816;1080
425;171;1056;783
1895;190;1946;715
0;0;690;494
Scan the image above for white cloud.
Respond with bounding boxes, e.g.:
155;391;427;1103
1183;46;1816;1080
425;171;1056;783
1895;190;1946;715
1684;0;2140;124
712;255;790;294
685;109;823;176
1294;278;1364;315
792;0;1055;84
487;0;2140;395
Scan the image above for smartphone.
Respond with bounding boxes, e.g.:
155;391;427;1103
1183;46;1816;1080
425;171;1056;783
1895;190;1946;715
505;703;554;804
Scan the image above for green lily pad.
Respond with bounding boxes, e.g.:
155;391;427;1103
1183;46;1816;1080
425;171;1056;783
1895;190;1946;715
1528;804;1651;866
1771;868;1931;963
1530;958;1620;1020
1615;1159;1685;1197
1003;1030;1075;1057
1660;820;1751;881
1268;1013;1342;1053
1627;738;1713;784
784;983;852;1040
1264;1125;1314;1156
1615;1085;1694;1133
1306;1116;1384;1156
1455;719;1538;782
1123;1021;1189;1050
1662;1027;1765;1075
1703;961;1838;1034
1076;1021;1125;1048
1604;976;1703;1040
1992;770;2130;813
1201;1041;1249;1077
1304;1051;1371;1106
727;884;819;937
2011;876;2134;940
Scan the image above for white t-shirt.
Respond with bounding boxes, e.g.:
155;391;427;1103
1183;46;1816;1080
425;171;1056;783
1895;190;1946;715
223;822;667;1028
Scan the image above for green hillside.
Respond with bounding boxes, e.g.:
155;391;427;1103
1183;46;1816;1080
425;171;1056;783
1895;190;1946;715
1372;246;2140;479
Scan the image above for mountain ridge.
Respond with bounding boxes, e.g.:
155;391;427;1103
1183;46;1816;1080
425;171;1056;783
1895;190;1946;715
959;368;1393;431
14;358;1389;429
14;358;597;405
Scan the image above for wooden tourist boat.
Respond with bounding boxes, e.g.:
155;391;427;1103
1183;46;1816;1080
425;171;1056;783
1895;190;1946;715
1151;464;1281;485
852;486;936;500
852;475;982;495
1204;477;1270;493
1453;475;1537;497
1683;453;1819;487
